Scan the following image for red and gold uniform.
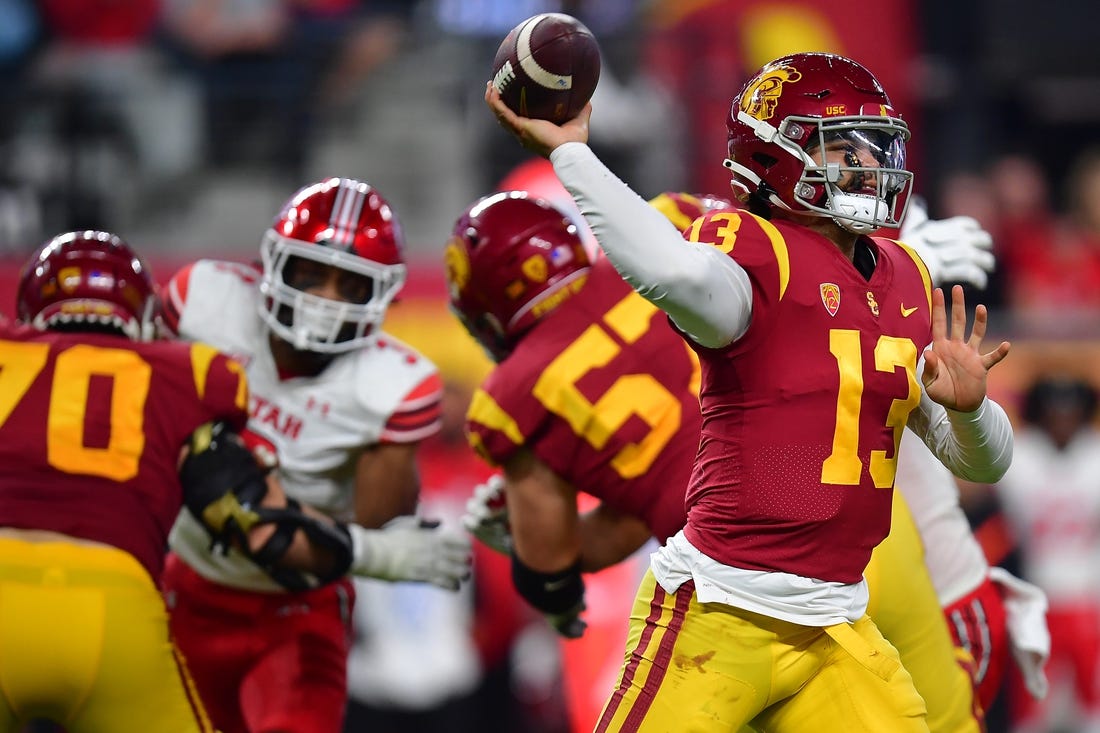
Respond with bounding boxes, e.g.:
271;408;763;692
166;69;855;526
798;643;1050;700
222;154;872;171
0;319;247;732
597;209;943;733
466;257;701;545
681;210;932;582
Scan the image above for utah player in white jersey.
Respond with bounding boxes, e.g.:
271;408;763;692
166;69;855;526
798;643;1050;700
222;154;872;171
995;376;1100;733
161;177;471;733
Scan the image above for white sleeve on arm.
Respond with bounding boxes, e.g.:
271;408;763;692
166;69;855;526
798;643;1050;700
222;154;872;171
905;351;1014;483
550;142;752;348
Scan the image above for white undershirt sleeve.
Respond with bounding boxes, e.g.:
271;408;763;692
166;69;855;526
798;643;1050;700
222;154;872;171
550;142;752;348
905;351;1014;483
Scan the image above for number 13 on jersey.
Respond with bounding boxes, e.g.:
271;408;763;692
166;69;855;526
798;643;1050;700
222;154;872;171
822;329;920;489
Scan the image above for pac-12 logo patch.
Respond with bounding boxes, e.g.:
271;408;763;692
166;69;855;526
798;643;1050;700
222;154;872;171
820;283;840;316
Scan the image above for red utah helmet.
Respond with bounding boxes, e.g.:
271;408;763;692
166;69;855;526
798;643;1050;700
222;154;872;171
259;177;406;353
17;230;161;341
724;52;913;233
445;192;591;361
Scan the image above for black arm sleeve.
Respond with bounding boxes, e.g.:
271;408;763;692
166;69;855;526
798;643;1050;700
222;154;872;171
511;554;585;615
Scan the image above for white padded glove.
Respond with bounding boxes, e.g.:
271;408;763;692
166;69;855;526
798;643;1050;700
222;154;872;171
990;567;1051;700
348;516;471;591
899;197;996;289
462;474;512;555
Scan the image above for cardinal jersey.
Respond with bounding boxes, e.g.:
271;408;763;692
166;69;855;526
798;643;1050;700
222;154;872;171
163;259;441;591
680;210;932;583
0;319;248;580
466;258;700;543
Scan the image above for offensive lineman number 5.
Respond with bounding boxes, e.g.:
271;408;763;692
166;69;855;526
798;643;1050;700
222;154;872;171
528;302;918;487
0;341;150;481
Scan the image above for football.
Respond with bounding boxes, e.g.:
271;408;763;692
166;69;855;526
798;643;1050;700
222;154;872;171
491;13;601;123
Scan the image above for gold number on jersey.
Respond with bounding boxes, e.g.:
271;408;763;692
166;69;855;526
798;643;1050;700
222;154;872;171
821;330;920;488
686;211;742;253
0;341;151;480
532;294;700;479
0;342;49;426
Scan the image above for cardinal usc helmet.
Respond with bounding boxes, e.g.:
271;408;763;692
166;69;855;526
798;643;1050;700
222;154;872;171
259;177;406;353
724;52;913;233
445;192;591;361
17;230;161;341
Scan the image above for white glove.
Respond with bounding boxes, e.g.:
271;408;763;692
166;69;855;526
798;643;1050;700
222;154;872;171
899;197;996;289
348;516;471;591
989;567;1051;700
462;474;512;554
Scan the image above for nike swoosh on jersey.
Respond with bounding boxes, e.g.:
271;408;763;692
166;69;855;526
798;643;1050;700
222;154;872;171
901;304;919;317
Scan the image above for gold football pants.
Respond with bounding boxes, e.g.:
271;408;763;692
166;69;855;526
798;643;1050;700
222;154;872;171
0;537;212;733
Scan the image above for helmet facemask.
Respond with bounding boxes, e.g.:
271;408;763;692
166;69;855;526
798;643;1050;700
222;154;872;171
258;230;406;354
727;113;912;233
797;118;912;233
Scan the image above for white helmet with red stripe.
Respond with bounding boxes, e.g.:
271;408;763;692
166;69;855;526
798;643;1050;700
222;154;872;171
259;177;407;353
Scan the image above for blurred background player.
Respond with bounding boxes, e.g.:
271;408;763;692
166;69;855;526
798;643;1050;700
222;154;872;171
488;50;1015;731
995;375;1100;733
343;377;572;733
159;177;471;733
0;230;335;731
451;191;987;732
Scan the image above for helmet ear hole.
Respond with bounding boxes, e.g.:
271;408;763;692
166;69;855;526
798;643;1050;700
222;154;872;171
752;152;778;169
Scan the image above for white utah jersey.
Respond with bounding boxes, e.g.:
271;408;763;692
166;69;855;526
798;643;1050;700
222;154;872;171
896;430;990;606
996;426;1100;604
165;259;442;591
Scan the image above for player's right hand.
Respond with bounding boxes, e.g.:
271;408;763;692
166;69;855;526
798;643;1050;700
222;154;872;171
179;422;268;553
462;474;512;554
486;82;591;158
348;516;472;591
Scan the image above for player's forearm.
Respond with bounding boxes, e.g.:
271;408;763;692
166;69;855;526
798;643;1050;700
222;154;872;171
550;142;751;347
263;529;345;576
909;394;1013;483
577;506;652;573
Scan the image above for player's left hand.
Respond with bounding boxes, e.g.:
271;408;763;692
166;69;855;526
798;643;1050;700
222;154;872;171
462;474;512;554
922;285;1011;412
486;82;591;158
900;197;995;289
348;517;472;591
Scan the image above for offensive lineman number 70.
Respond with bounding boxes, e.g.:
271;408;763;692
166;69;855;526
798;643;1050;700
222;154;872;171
0;341;150;481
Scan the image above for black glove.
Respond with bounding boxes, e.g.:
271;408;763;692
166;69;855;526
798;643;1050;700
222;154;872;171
179;422;268;554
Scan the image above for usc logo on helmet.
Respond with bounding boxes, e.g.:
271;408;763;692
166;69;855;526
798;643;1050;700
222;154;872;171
443;238;471;298
521;254;548;283
740;65;802;121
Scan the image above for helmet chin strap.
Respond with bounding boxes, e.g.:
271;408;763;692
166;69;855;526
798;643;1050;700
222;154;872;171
828;192;888;234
